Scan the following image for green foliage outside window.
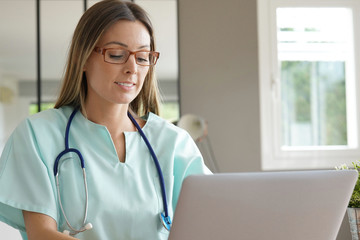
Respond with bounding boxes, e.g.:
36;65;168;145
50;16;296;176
160;102;179;122
281;61;347;146
29;102;179;123
29;102;55;115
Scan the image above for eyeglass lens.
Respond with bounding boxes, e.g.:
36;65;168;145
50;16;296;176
105;49;157;66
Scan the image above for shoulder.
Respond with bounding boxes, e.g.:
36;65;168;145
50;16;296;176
27;106;71;125
12;106;72;139
144;113;191;140
143;113;198;156
1;107;72;165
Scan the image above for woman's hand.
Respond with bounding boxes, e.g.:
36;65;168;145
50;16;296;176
23;210;79;240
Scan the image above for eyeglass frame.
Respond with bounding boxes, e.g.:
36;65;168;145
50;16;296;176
93;47;160;66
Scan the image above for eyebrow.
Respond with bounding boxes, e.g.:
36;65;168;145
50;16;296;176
104;41;150;50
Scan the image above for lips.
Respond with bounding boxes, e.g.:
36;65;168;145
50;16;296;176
115;81;135;87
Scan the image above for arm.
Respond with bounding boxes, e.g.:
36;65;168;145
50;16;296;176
23;211;79;240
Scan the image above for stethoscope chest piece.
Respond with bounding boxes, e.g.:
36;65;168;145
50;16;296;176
160;212;172;231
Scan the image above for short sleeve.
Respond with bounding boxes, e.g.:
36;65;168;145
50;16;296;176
0;119;58;232
172;131;211;210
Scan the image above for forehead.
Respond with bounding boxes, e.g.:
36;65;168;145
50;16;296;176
97;20;151;48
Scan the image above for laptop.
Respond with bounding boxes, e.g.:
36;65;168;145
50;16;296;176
168;170;358;240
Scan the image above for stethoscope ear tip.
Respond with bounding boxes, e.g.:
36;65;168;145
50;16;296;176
85;222;93;230
62;223;93;236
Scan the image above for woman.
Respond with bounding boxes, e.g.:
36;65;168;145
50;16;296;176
0;1;209;239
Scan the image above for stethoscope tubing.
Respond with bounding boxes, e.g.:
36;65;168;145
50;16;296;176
54;109;89;235
127;112;170;219
54;108;171;235
56;168;89;234
54;109;84;176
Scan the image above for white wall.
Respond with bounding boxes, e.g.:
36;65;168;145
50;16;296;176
178;0;261;173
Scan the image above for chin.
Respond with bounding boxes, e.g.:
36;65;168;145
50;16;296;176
113;97;136;105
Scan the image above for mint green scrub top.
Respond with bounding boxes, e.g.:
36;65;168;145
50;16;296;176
0;106;210;240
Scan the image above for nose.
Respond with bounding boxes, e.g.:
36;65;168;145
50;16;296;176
123;54;138;74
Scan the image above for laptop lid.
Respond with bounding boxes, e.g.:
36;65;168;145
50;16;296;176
169;170;358;240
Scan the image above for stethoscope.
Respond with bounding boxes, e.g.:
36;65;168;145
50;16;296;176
53;108;172;236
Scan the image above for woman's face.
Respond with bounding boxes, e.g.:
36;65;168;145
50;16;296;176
84;20;151;107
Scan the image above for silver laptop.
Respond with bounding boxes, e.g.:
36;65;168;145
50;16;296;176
168;170;358;240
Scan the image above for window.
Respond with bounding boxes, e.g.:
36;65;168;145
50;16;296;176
258;0;360;170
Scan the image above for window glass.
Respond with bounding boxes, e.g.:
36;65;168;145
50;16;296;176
160;101;179;123
257;0;360;170
0;3;36;239
40;1;83;109
136;0;179;121
277;8;355;148
0;0;36;153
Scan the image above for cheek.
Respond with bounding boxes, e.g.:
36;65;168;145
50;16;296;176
85;61;111;85
140;72;148;83
85;59;97;82
85;54;108;79
85;68;101;87
137;71;149;91
139;68;150;83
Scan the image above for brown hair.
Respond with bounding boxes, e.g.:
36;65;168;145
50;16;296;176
54;0;160;116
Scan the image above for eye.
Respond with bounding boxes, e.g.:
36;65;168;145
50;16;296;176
109;54;125;60
136;52;150;63
136;57;149;63
106;49;127;62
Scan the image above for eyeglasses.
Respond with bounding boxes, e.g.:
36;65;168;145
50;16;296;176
94;47;160;66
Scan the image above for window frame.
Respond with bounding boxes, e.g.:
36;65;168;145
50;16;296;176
257;0;360;170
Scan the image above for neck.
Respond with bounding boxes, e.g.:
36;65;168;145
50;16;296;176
83;101;135;133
